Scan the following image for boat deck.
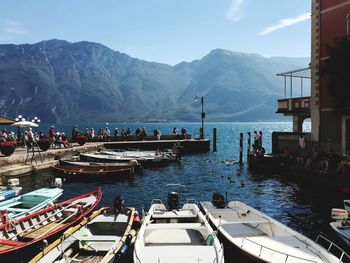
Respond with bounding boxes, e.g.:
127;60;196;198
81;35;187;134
21;221;65;239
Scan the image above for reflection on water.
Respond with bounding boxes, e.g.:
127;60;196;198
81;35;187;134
9;122;350;253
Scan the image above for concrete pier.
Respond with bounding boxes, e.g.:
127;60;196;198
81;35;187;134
0;138;210;182
103;139;210;154
0;142;104;182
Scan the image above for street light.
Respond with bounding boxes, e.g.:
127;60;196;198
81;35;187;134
31;116;41;124
194;96;205;139
15;114;24;142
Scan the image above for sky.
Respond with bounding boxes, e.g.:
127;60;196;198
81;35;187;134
0;0;311;65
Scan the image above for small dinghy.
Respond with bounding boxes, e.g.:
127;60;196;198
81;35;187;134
134;184;224;263
0;178;22;202
0;187;102;262
201;193;349;263
330;200;350;245
0;186;63;220
29;196;138;263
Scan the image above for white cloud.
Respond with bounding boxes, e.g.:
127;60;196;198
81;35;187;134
259;12;311;36
4;20;28;35
226;0;244;22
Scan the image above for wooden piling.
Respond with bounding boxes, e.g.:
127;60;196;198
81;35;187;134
239;133;243;163
247;132;251;156
213;128;217;152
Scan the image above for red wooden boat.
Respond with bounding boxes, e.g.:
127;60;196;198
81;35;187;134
0;187;102;262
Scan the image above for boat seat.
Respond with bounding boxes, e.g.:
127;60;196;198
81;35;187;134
78;236;121;252
145;229;204;246
222;223;267;237
5;207;28;213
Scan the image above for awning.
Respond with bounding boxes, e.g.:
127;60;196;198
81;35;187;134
0;115;16;125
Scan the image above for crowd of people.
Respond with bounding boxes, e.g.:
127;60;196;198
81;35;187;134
0;129;16;142
0;125;190;152
72;126;189;142
281;134;350;175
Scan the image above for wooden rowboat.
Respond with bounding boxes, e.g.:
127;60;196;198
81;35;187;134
0;187;102;262
51;164;134;181
30;202;137;263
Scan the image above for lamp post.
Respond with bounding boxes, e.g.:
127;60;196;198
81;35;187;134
194;96;205;139
15;114;25;142
31;116;41;124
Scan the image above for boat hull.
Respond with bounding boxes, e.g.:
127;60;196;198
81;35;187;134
210;220;267;263
51;164;134;182
0;188;102;262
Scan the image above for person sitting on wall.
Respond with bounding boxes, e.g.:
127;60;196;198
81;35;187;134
336;151;350;175
126;128;132;136
154;129;161;140
173;127;177;134
114;128;119;140
121;128;127;141
61;133;71;148
181;128;187;138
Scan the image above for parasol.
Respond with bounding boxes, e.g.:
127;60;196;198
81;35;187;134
11;121;39;128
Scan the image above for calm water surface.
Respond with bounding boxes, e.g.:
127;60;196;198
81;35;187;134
17;122;350;251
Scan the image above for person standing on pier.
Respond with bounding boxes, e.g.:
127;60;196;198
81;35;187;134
90;128;95;140
72;125;79;143
253;130;261;151
114;128;119;140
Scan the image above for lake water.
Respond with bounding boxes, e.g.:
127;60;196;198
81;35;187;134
18;122;350;253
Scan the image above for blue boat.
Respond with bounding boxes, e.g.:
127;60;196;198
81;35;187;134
0;178;22;202
0;187;63;220
0;188;22;202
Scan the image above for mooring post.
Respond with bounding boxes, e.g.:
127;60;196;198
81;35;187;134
247;132;251;157
239;133;243;163
213;128;217;152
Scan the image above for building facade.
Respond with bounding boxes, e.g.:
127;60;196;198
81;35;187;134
311;0;350;154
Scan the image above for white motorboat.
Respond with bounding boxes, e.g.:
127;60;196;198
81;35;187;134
201;193;348;263
330;200;350;245
80;152;171;167
134;184;224;263
100;149;179;162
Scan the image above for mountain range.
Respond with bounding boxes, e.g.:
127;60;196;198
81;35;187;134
0;39;309;123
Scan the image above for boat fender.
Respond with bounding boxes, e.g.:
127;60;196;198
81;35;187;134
205;233;216;246
46;201;54;208
115;243;128;260
133;213;141;228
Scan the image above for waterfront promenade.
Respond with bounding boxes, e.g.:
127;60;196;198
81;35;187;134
0;138;210;183
0;142;104;181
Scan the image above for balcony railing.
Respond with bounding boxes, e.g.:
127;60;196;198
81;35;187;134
276;97;310;116
276;67;311;117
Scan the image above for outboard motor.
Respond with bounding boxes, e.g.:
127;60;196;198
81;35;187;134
7;178;20;189
212;192;225;208
52;178;63;188
114;195;125;216
167;192;179;210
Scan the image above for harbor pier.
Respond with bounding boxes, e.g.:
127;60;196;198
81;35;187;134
0;138;210;182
